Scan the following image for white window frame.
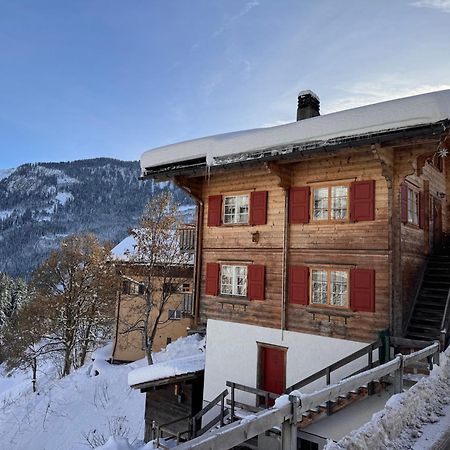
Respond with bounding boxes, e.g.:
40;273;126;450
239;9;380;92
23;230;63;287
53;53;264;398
220;265;248;297
312;185;349;222
407;187;419;226
310;268;349;308
223;195;249;224
168;309;182;320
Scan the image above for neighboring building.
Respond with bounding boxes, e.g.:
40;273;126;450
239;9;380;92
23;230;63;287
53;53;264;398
138;90;450;446
128;335;206;444
111;225;196;362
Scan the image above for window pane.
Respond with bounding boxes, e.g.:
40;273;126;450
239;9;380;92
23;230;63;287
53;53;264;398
235;266;247;296
237;196;249;223
331;186;348;220
220;265;247;296
224;195;249;224
313;188;328;220
331;271;348;306
220;265;233;294
312;270;327;304
224;197;237;224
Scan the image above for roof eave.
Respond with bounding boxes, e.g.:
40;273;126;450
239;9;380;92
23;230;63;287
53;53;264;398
140;120;449;181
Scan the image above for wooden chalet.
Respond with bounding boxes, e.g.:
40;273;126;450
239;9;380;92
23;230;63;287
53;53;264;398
111;225;196;362
137;90;450;448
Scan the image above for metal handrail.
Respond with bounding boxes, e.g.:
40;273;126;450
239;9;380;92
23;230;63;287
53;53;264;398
440;286;450;344
174;342;442;450
286;339;382;393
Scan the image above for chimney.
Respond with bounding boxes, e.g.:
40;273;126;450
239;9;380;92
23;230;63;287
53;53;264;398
297;90;320;121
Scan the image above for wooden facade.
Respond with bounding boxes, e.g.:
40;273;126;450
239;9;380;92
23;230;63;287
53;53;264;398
169;136;449;343
131;371;204;443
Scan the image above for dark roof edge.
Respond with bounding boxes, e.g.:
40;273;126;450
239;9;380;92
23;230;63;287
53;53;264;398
141;120;449;180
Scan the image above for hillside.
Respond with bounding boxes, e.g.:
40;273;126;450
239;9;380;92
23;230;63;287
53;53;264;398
0;158;191;278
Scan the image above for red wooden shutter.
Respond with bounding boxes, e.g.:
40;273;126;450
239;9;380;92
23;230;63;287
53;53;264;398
350;269;375;312
250;191;268;226
419;191;425;229
350;180;375;222
289;187;310;224
207;195;222;227
288;266;309;305
400;184;408;224
205;263;220;296
248;265;265;300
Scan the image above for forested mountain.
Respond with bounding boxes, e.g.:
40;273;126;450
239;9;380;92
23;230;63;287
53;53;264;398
0;158;192;278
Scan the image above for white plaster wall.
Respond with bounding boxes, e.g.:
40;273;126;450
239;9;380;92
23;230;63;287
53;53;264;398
203;319;373;407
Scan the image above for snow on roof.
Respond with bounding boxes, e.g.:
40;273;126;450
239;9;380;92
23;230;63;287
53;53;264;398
128;335;205;387
111;235;136;261
111;232;194;265
140;89;450;172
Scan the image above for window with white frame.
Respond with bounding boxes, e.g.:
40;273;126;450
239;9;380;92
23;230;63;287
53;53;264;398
220;265;247;296
311;269;348;307
168;309;182;320
312;185;348;221
223;195;249;224
407;188;419;226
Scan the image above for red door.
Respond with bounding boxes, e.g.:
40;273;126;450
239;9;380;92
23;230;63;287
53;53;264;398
260;346;286;405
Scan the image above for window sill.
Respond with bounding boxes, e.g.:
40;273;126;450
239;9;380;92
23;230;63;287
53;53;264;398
221;223;250;227
306;306;354;324
218;297;250;310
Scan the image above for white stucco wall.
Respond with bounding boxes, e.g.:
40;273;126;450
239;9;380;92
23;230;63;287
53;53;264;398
203;319;373;406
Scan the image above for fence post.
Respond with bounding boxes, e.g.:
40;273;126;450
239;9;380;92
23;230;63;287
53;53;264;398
434;341;441;366
220;394;225;427
393;354;404;394
230;383;235;422
281;395;300;450
368;348;375;396
325;367;332;415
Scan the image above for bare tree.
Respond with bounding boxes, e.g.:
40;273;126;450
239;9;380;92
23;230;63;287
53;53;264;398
120;191;193;365
31;234;117;376
2;297;60;392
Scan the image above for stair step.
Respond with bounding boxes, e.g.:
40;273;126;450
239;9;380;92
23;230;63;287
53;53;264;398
406;331;440;340
407;324;441;334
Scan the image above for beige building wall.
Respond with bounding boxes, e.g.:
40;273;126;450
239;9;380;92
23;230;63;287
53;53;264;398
112;272;194;362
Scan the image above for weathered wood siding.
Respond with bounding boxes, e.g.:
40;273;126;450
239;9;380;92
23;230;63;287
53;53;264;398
198;148;392;343
393;143;447;331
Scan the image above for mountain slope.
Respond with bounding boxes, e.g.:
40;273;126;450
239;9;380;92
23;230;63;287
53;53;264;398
0;158;191;278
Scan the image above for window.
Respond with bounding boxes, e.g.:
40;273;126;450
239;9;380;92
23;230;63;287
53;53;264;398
407;188;419;226
312;185;348;221
311;269;348;307
163;282;179;294
220;265;247;296
224;195;249;224
180;283;191;293
168;309;182;320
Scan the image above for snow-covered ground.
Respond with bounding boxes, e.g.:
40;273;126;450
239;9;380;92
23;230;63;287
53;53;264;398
325;346;450;450
0;334;203;450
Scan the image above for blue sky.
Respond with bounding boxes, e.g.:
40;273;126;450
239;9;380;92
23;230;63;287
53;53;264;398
1;0;450;169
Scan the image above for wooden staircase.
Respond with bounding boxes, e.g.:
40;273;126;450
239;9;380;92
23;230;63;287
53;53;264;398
406;254;450;342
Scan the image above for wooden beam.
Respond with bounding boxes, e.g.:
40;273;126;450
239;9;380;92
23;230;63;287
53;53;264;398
265;162;292;190
173;176;202;202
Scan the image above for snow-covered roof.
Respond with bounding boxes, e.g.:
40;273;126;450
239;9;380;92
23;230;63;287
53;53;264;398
128;335;205;387
111;235;136;261
140;89;450;173
111;230;194;265
128;353;205;387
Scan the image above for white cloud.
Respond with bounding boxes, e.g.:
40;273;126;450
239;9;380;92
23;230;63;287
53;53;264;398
324;77;450;114
410;0;450;13
212;1;259;38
